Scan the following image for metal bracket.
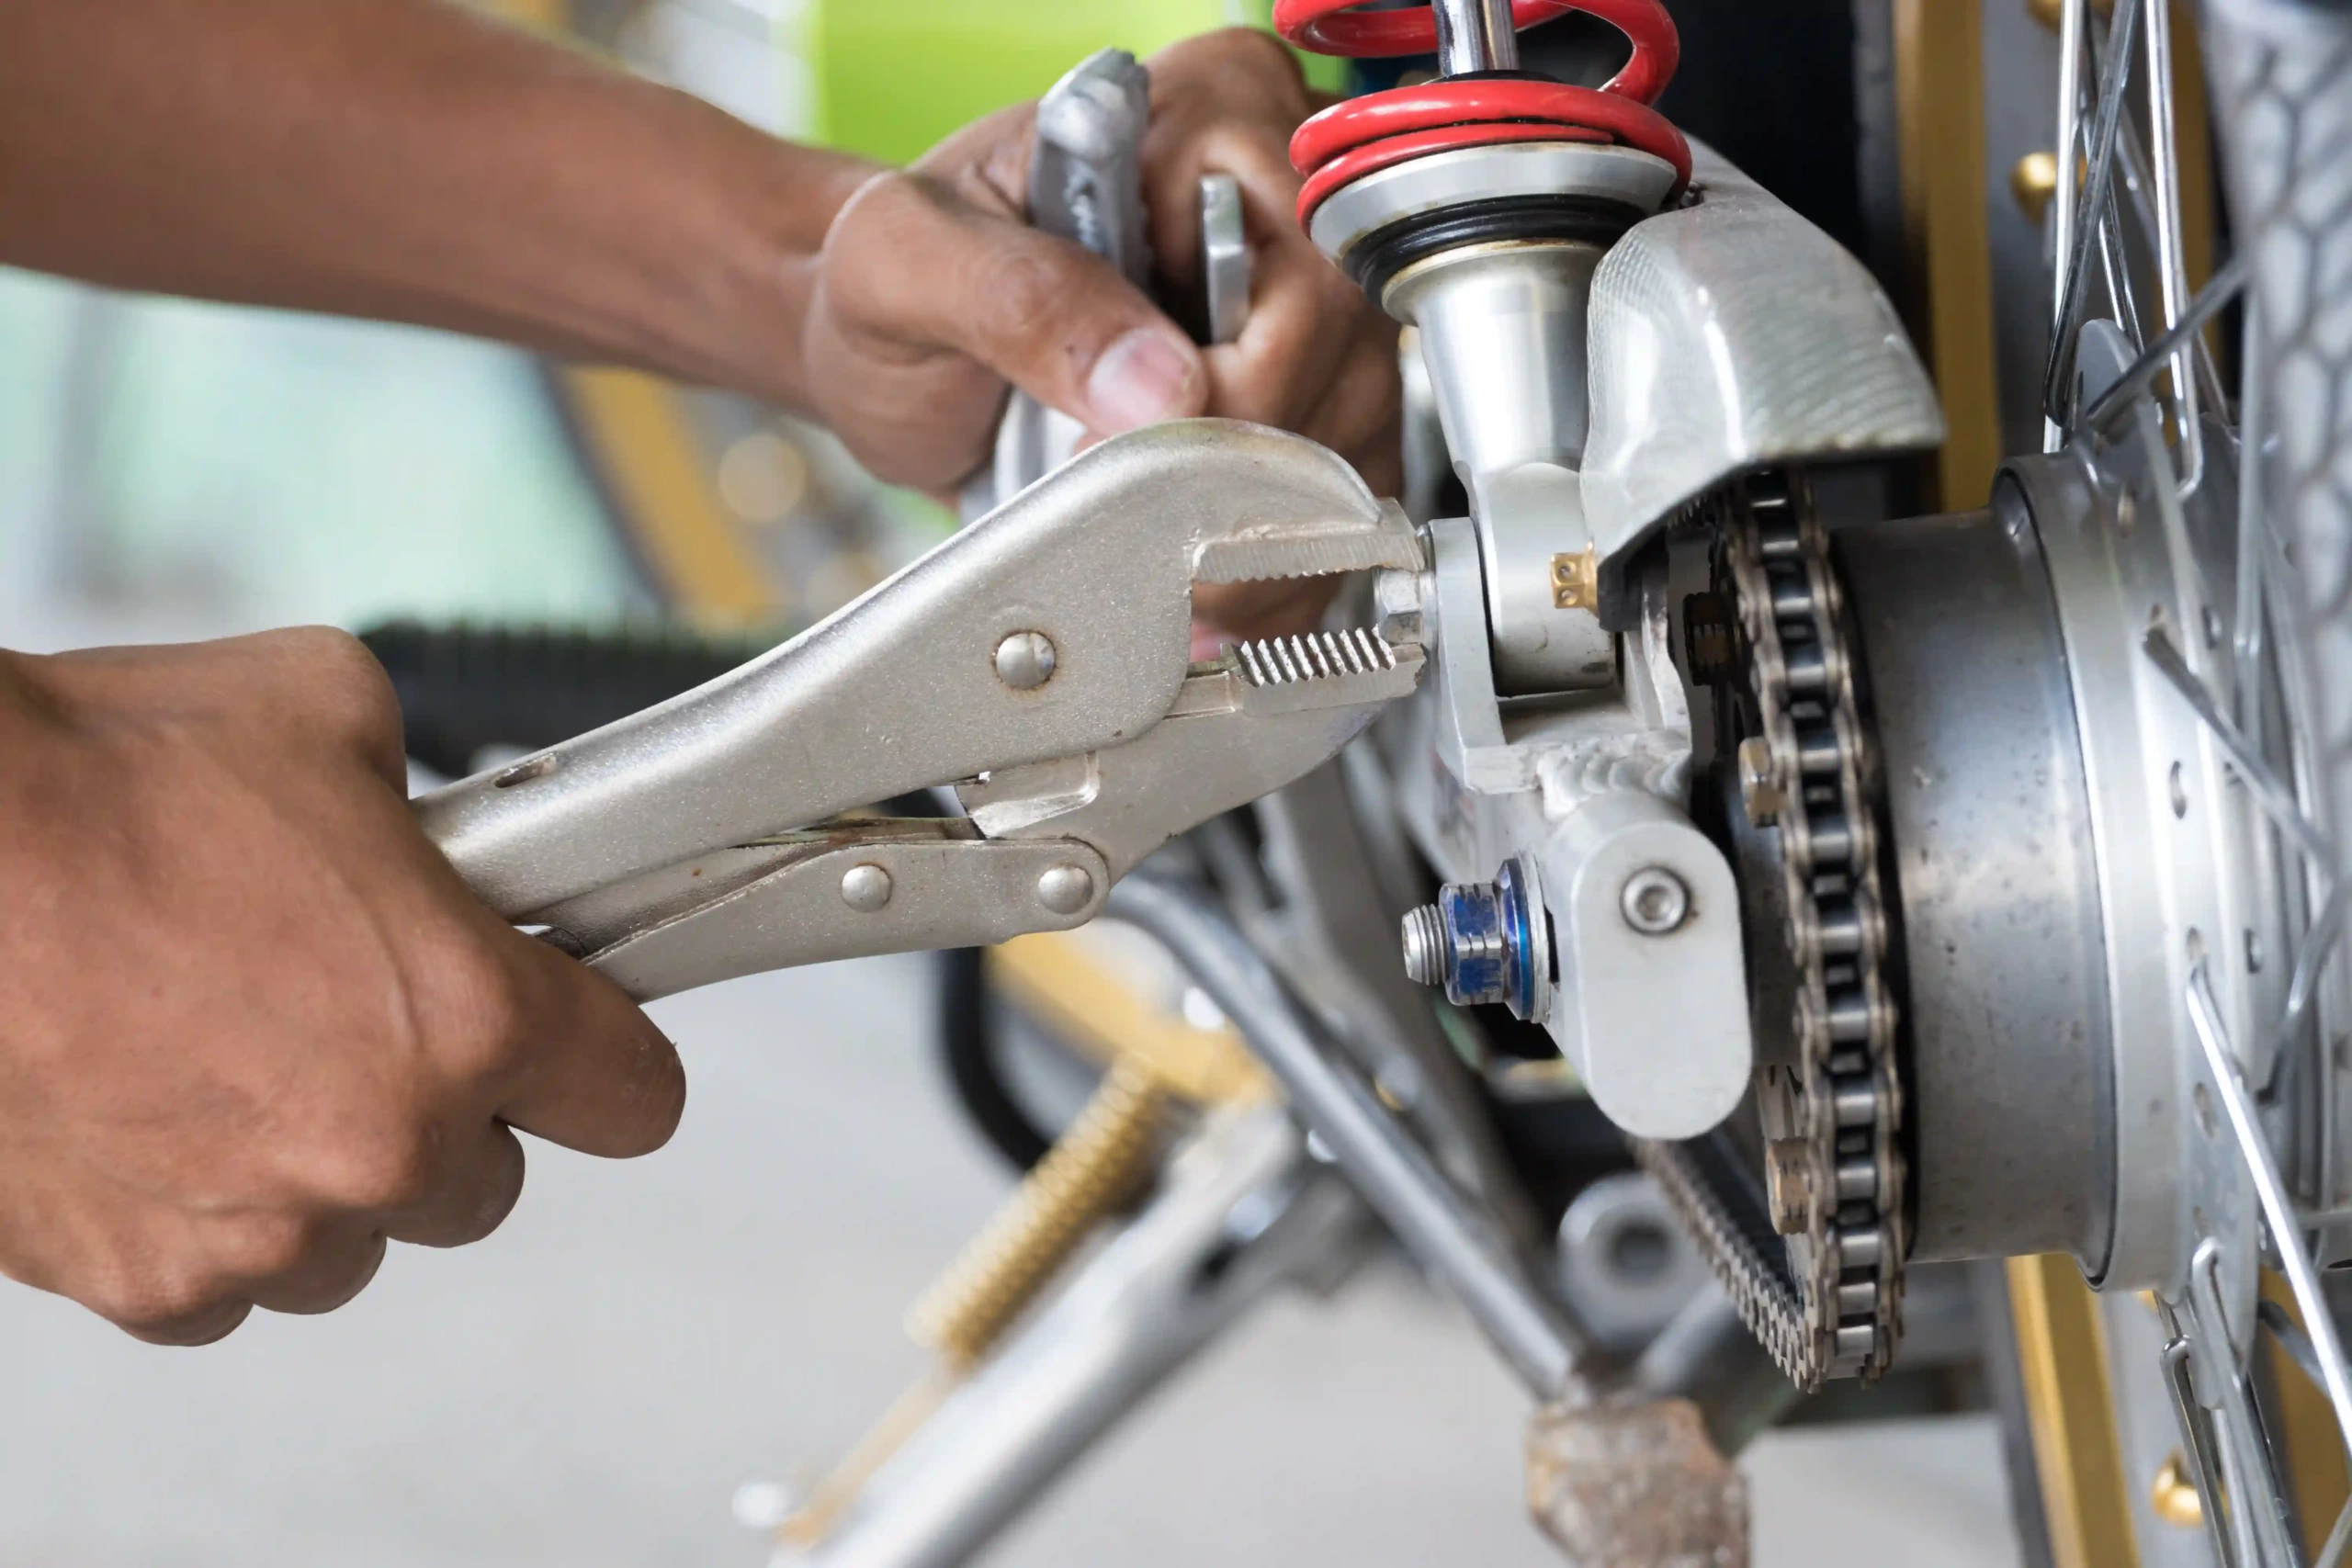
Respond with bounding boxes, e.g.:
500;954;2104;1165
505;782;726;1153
1581;142;1946;564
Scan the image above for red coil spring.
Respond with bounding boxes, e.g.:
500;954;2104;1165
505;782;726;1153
1273;0;1691;223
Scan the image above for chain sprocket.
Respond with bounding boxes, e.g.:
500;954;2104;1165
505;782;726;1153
1634;470;1907;1390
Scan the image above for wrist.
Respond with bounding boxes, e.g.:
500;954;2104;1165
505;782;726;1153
699;145;887;408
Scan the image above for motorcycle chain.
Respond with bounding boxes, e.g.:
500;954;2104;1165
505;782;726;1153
1634;470;1906;1390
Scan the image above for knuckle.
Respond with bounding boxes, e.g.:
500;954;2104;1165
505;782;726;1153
825;174;944;320
295;627;402;749
329;1123;448;1213
452;1131;528;1245
1158;26;1302;105
415;931;533;1079
972;244;1069;354
217;1214;320;1281
93;1262;226;1337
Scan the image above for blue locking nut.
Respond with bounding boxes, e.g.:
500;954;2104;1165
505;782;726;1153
1399;854;1551;1021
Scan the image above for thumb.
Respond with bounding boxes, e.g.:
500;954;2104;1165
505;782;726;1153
841;174;1209;436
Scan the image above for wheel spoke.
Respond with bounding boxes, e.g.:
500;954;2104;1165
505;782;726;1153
2142;620;2331;865
2042;0;2145;427
2188;963;2352;1474
2080;254;2251;436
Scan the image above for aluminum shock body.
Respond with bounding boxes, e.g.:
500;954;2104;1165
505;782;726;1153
1281;2;1694;701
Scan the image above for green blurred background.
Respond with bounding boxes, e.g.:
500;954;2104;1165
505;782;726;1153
805;0;1340;162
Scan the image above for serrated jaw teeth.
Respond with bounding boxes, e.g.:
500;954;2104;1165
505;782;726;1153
1233;628;1398;687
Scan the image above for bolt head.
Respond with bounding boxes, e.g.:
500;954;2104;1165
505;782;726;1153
1736;736;1785;827
1373;568;1426;645
993;631;1058;691
1434;880;1510;1007
840;863;892;912
2008;150;2059;225
1619;866;1690;935
1035;863;1095;916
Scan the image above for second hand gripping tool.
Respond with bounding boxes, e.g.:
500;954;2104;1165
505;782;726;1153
413;49;1418;998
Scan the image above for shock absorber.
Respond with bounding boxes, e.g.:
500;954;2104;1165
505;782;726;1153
1279;0;1690;228
1274;0;1690;695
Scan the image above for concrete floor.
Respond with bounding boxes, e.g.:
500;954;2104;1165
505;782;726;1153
0;954;2026;1568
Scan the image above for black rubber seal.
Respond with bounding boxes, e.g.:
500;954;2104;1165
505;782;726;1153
1343;194;1648;299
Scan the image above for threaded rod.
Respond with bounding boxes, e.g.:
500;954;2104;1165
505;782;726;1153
907;1058;1168;1364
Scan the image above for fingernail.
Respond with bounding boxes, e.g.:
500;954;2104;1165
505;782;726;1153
1085;328;1198;433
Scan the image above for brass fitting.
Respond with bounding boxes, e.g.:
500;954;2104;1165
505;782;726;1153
779;931;1272;1550
906;1057;1170;1366
1550;547;1600;612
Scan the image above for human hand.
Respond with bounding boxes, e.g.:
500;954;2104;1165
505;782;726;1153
798;28;1400;643
0;630;683;1345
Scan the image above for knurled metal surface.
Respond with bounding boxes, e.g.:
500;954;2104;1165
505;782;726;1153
1634;471;1905;1391
1578;143;1946;564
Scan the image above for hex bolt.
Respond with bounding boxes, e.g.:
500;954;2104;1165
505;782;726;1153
1035;863;1096;915
1620;866;1690;935
1398;855;1547;1020
993;630;1058;691
1764;1137;1813;1235
1372;567;1426;645
1736;736;1785;827
840;863;893;912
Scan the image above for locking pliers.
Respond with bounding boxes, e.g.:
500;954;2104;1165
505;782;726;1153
413;421;1423;1001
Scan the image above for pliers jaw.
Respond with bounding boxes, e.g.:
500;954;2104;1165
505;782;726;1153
415;420;1424;1000
964;627;1422;881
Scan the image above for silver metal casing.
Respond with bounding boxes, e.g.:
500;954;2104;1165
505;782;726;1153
1581;145;1945;562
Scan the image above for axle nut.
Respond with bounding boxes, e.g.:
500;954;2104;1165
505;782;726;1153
840;863;892;912
993;631;1058;691
1619;866;1690;935
1035;863;1096;916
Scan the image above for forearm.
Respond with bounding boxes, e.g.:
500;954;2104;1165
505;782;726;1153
0;0;877;406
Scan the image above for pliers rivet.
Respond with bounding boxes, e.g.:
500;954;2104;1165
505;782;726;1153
1035;864;1096;916
840;863;893;913
993;631;1059;691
